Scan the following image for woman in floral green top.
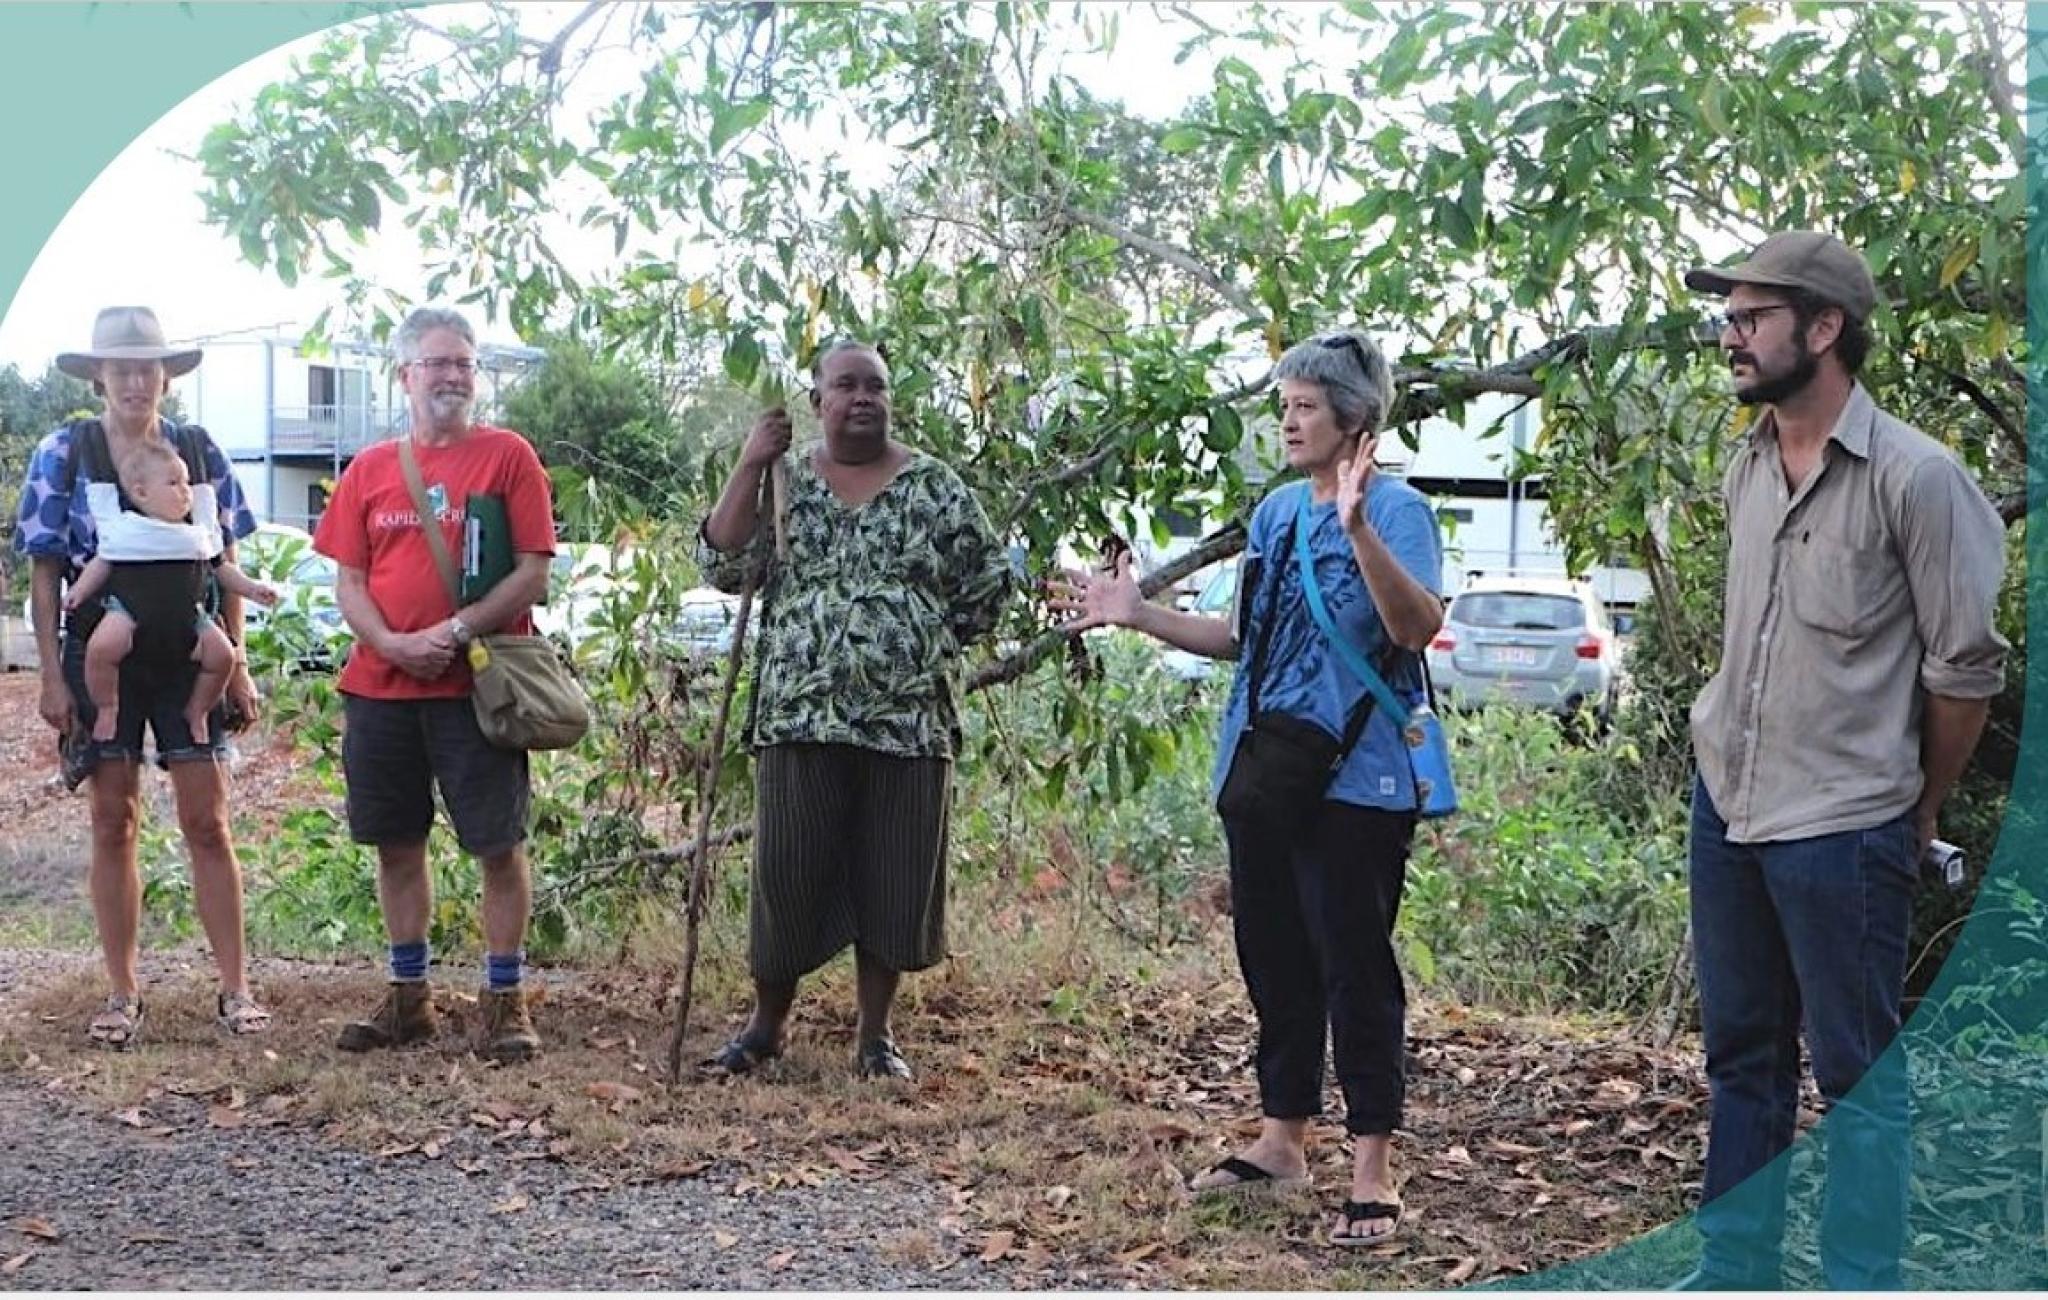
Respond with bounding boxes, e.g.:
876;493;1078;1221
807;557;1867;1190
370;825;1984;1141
698;340;1013;1080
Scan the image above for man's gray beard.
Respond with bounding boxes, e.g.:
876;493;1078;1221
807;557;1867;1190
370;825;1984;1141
426;392;472;425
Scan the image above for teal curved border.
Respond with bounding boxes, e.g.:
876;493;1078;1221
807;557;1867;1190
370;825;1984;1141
0;3;393;327
0;3;2039;1291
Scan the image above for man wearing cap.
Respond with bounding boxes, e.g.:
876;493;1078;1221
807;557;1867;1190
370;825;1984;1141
1678;232;2007;1288
11;306;273;1046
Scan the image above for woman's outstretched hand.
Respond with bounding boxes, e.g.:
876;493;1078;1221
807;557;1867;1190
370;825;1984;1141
1046;550;1145;633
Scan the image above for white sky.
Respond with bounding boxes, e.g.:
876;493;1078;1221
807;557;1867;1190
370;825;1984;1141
0;2;1224;375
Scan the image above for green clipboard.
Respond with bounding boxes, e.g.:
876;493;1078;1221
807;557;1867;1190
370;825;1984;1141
461;492;516;604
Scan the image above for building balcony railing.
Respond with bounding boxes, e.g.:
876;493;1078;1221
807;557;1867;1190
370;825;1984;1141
271;405;389;456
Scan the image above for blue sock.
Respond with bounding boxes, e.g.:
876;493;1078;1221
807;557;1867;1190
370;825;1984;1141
390;940;429;983
486;951;523;992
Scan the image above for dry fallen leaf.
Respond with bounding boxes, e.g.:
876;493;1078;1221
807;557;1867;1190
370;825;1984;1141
125;1231;176;1245
1488;1138;1544;1156
207;1105;245;1130
375;1143;420;1159
585;1081;644;1105
2;1252;31;1275
225;1157;258;1171
1444;1145;1474;1165
490;1191;531;1215
1444;1257;1481;1285
979;1230;1014;1262
1143;1121;1193;1144
764;1249;796;1273
1115;1242;1162;1266
656;1159;711;1181
110;1108;150;1129
422;1139;443;1160
712;1229;740;1250
1562;1118;1596;1137
16;1219;60;1243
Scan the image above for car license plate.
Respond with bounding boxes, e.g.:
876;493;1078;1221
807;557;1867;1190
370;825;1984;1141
1486;645;1540;667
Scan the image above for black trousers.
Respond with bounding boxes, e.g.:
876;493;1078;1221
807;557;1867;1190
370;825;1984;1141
1223;800;1415;1135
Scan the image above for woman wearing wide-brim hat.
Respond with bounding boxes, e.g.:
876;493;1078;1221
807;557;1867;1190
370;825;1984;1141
11;305;273;1047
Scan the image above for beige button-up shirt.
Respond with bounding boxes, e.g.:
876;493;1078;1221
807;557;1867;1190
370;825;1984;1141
1691;384;2007;844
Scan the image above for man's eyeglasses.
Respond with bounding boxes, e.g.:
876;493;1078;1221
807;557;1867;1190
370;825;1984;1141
1706;304;1793;341
411;356;478;375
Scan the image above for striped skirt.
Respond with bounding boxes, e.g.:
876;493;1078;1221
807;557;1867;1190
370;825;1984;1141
750;743;953;984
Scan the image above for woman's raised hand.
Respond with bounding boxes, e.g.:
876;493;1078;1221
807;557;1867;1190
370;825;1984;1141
1046;550;1145;633
1336;434;1379;536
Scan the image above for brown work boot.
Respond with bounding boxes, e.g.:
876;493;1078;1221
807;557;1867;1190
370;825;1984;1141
335;981;437;1052
476;987;540;1063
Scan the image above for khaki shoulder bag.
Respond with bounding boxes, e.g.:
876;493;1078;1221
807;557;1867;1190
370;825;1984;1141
398;437;590;751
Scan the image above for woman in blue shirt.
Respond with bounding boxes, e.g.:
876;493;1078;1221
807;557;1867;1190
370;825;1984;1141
1052;330;1443;1245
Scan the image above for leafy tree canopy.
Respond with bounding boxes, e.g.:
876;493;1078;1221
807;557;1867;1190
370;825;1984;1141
194;0;2024;661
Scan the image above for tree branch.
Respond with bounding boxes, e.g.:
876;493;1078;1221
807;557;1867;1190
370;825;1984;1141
1059;204;1263;321
966;524;1249;693
537;0;612;76
1931;361;2022;445
1967;0;2024;162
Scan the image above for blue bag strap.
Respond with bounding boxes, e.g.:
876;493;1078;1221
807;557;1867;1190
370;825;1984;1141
1292;483;1411;727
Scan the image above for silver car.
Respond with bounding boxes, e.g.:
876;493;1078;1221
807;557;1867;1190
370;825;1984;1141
1426;576;1621;725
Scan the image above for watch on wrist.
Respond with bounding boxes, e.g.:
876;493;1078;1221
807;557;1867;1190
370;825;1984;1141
449;616;475;647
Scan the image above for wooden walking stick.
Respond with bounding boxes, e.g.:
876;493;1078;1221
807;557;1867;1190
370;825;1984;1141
664;452;787;1085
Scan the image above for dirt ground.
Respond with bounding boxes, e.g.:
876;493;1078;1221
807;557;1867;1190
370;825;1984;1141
0;668;1720;1290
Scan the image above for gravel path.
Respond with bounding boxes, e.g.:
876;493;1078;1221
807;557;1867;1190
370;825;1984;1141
0;948;1070;1291
0;1081;1035;1290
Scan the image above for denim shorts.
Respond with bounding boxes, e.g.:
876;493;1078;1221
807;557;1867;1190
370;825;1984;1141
61;614;228;770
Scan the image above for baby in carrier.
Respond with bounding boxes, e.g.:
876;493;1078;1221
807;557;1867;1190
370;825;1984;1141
65;438;278;745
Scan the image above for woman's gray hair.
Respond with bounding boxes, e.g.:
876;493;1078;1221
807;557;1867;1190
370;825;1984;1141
1271;329;1395;438
393;306;476;365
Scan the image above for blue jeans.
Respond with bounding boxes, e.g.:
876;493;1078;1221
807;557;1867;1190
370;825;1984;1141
1689;778;1915;1289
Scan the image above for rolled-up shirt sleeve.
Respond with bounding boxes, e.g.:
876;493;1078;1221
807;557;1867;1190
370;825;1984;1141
1901;455;2008;699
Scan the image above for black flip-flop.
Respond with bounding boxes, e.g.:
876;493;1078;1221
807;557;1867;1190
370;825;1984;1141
1330;1198;1403;1246
708;1032;781;1075
1191;1154;1310;1198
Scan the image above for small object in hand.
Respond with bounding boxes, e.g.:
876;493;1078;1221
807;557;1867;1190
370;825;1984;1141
1921;838;1965;890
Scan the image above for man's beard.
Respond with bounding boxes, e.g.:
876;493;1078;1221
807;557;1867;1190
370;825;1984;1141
1733;343;1819;406
425;390;472;424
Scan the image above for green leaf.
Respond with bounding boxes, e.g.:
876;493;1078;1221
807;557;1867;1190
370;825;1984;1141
723;330;763;388
709;98;773;155
1160;125;1207;154
1203;405;1244;453
1436;197;1478;252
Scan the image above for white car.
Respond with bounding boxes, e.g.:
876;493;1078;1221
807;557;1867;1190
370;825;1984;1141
1158;559;1240;682
1426;573;1623;726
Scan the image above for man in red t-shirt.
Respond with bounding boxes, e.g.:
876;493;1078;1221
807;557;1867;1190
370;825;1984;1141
313;306;557;1063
